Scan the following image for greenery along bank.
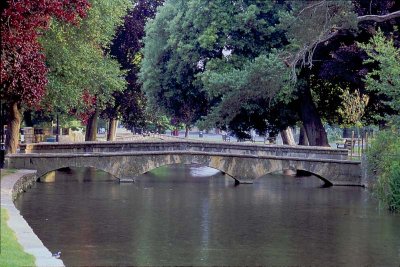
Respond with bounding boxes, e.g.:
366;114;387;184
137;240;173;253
367;130;400;212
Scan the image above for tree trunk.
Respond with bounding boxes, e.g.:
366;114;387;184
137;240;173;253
298;125;309;146
280;127;296;145
5;102;22;154
107;117;117;141
185;125;189;138
85;109;99;141
299;86;330;147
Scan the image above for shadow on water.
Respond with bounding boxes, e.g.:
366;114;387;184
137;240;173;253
39;167;117;183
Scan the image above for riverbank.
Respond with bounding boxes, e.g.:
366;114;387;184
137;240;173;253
1;169;64;266
1;207;35;266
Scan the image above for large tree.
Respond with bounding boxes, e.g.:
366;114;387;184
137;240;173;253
107;0;164;140
1;0;89;153
283;0;400;135
140;0;289;138
361;29;400;125
140;0;400;145
140;0;217;137
40;0;132;141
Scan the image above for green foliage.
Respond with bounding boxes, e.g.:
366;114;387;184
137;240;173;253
107;0;164;130
140;0;209;126
63;119;85;131
367;130;400;212
338;88;369;127
202;53;293;126
41;0;131;113
140;0;399;140
141;0;291;133
0;208;36;266
145;115;174;134
325;125;343;142
279;1;357;71
360;29;400;125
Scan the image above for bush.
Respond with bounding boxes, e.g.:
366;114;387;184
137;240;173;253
325;125;343;142
387;162;400;211
367;130;400;212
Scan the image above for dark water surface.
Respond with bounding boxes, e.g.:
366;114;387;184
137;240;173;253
15;165;400;266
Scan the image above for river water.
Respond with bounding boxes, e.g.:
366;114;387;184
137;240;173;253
15;165;400;266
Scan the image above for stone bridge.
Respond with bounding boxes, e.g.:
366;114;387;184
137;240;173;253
5;140;362;186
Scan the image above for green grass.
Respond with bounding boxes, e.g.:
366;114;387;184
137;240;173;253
0;208;36;267
0;169;17;180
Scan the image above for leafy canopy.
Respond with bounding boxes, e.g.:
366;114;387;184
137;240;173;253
107;0;164;130
40;0;132;114
360;29;400;125
1;0;90;106
140;0;291;132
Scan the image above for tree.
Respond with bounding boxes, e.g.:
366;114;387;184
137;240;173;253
139;0;399;145
360;29;400;125
40;0;132;141
201;54;295;139
141;0;289;138
140;0;212;137
338;88;369;127
278;0;400;145
301;2;398;125
108;0;164;140
281;0;400;72
1;0;89;153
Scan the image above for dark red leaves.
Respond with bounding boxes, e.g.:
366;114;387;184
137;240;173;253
69;90;96;124
1;0;90;106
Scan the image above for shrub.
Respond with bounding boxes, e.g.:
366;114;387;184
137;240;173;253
368;130;400;212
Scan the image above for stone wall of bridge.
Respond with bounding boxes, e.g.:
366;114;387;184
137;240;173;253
6;151;362;186
20;140;348;160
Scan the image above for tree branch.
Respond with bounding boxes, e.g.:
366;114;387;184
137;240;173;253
286;8;400;80
297;1;325;16
357;10;400;23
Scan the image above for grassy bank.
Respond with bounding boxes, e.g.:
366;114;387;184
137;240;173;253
0;208;36;267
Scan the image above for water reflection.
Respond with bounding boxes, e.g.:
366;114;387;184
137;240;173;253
15;165;400;266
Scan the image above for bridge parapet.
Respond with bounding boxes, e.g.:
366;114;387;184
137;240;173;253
19;140;348;160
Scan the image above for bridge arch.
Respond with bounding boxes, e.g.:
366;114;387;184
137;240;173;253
242;158;337;186
261;167;334;186
131;156;240;184
6;150;362;186
139;162;236;181
37;166;119;182
294;169;333;186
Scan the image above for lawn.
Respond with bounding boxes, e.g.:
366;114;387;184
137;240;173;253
0;208;36;267
1;169;35;266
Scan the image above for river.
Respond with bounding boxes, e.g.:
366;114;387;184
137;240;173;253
15;165;400;266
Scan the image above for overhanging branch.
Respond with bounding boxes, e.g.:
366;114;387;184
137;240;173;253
357;10;400;23
288;9;400;77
